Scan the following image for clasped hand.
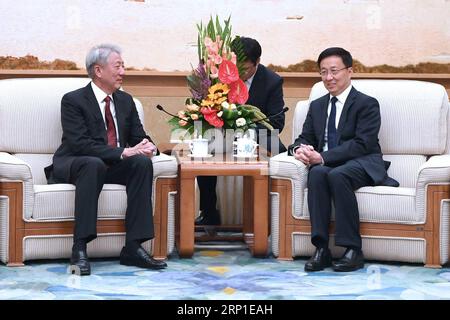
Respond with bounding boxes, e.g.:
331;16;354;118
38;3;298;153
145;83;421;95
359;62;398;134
294;144;323;166
122;139;157;159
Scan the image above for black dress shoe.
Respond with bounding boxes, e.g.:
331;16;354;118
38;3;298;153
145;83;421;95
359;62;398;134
195;210;221;226
120;246;167;270
69;249;91;276
332;248;365;272
304;247;332;272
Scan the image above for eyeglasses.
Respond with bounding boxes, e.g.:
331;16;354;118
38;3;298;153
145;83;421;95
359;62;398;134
319;67;349;77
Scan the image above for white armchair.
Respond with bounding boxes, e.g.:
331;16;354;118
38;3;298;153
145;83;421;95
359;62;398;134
270;80;450;267
0;78;178;266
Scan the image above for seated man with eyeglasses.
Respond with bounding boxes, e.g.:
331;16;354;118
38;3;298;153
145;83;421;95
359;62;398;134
288;47;398;272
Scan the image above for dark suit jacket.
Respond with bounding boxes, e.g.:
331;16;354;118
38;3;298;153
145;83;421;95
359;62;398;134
45;83;154;183
247;64;286;152
288;86;398;186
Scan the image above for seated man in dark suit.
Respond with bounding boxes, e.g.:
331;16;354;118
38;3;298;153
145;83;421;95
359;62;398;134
288;47;398;272
45;44;167;275
196;36;287;226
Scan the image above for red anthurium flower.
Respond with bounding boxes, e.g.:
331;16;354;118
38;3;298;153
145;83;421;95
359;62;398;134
228;78;249;104
204;113;224;127
218;59;240;84
200;107;215;115
201;107;224;127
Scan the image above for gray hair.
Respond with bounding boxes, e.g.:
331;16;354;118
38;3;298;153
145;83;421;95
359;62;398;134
85;44;122;79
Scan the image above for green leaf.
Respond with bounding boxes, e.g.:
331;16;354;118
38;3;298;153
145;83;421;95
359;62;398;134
197;34;201;63
222;108;236;120
230;36;248;77
207;16;215;40
225;119;235;128
168;117;180;127
215;15;222;37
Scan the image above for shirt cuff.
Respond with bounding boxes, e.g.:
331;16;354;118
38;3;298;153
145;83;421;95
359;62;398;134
291;145;301;156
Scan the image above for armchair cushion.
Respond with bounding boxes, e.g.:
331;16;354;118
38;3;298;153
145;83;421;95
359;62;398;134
308;80;449;155
301;186;417;223
0;78;91;153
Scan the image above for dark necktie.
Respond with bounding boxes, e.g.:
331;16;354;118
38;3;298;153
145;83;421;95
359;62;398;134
104;96;117;147
327;96;338;149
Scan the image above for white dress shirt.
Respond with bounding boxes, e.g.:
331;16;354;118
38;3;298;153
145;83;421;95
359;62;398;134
91;82;120;147
323;84;353;151
245;64;258;90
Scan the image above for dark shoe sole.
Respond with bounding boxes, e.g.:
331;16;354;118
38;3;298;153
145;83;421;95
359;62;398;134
332;263;364;272
120;259;167;270
69;264;91;276
304;261;332;272
195;212;221;226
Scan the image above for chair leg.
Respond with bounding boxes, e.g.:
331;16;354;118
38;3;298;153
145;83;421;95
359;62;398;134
424;184;450;268
0;182;25;266
271;178;294;261
152;177;177;260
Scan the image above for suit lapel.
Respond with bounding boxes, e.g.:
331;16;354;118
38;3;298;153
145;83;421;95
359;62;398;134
318;94;330;150
84;83;104;122
337;87;358;135
319;94;330;134
246;65;263;107
84;84;109;144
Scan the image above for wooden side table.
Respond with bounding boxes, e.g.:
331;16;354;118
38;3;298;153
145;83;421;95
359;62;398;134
175;151;269;258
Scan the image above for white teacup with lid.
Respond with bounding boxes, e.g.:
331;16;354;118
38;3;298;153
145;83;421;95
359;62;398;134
189;136;209;156
234;137;257;157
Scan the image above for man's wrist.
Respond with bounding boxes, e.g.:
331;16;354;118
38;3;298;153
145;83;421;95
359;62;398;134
121;147;131;159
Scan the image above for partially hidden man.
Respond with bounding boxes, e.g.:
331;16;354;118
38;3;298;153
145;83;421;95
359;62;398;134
45;44;167;275
288;47;399;272
196;36;287;226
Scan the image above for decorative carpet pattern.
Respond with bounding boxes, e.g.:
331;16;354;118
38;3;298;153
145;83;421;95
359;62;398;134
1;249;450;300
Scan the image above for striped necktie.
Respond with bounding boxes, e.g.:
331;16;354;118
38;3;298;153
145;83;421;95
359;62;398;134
104;96;117;147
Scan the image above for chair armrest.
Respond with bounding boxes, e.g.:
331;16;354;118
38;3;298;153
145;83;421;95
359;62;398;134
152;153;178;178
269;152;309;218
0;152;33;182
0;152;35;220
415;155;450;222
292;100;310;143
157;142;177;156
269;152;308;180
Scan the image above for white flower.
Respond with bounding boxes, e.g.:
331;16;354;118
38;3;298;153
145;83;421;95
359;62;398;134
217;111;223;117
221;101;230;109
230;103;237;110
236;117;246;127
186;104;200;112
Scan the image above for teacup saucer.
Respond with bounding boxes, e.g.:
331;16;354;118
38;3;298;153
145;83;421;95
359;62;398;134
188;153;213;158
233;154;258;159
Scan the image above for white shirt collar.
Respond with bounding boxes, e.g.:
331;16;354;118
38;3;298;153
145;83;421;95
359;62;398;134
90;81;113;105
331;83;352;105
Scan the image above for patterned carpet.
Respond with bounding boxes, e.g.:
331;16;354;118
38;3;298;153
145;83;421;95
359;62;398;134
1;247;450;300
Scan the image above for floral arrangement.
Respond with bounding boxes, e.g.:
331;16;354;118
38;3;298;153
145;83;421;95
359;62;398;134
168;16;272;139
